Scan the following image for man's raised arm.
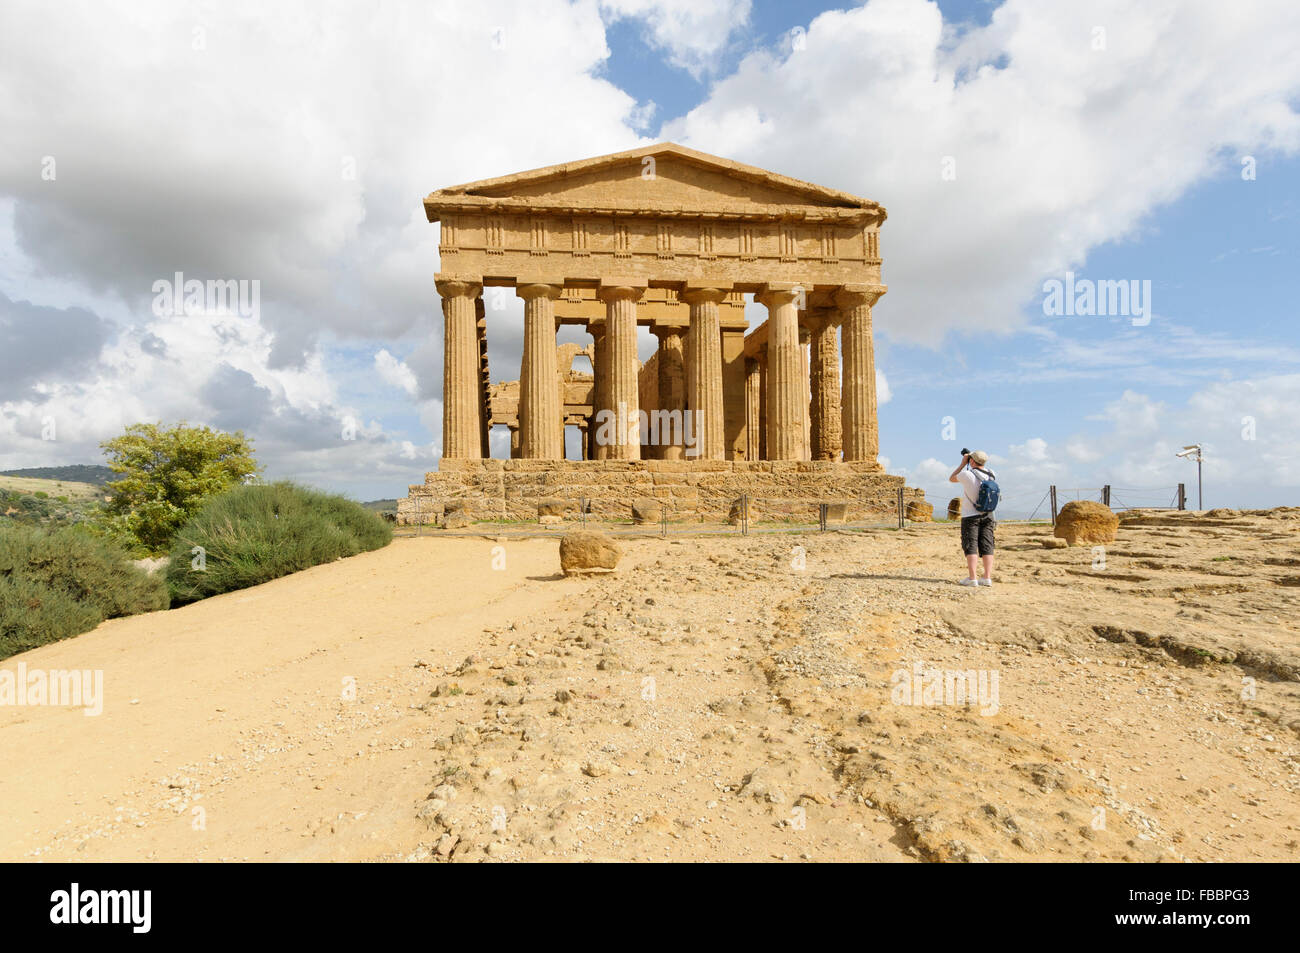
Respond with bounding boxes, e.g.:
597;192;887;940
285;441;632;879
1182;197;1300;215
949;453;970;483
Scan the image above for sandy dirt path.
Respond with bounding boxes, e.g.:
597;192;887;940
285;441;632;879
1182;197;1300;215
1;538;582;860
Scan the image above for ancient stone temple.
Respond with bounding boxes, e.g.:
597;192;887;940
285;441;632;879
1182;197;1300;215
398;143;924;523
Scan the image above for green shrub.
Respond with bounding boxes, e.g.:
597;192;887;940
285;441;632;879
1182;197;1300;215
0;524;169;620
166;482;392;604
0;575;103;658
78;510;152;557
0;525;167;659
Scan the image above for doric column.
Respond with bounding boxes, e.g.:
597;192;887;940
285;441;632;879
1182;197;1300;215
681;285;726;460
651;325;686;460
757;349;768;460
517;282;563;460
588;320;608;460
436;277;483;459
476;298;489;457
836;284;886;465
744;358;761;461
721;328;746;461
598;283;644;460
799;325;812;461
807;309;842;461
508;423;520;459
756;284;804;461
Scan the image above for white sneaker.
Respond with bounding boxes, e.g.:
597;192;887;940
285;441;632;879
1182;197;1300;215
959;578;980;587
981;578;994;588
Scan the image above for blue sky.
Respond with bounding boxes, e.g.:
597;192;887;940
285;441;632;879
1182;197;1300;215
2;0;1298;512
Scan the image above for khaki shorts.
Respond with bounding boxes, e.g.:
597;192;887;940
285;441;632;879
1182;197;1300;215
961;514;996;556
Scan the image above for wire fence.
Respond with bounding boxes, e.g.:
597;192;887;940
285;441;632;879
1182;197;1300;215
1035;483;1187;524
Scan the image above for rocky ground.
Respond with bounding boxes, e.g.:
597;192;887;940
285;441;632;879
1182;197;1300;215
3;508;1297;862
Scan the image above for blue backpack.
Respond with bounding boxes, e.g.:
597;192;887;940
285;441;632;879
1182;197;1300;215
972;467;1000;513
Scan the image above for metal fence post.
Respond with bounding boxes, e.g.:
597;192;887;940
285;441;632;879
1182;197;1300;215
819;502;828;532
897;487;905;528
741;494;749;536
1177;483;1186;511
415;496;422;537
1102;485;1111;507
1049;485;1058;525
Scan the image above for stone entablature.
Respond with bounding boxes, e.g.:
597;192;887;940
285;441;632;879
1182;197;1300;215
431;143;884;294
436;143;883;280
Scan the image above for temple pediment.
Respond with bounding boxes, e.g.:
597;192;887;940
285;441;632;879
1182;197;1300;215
426;143;884;224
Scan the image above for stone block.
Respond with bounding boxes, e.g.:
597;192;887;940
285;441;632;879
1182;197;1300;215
560;530;622;574
632;497;662;524
1054;500;1118;545
825;502;850;523
905;500;934;521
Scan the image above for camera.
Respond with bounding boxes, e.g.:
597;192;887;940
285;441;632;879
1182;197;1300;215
960;447;971;457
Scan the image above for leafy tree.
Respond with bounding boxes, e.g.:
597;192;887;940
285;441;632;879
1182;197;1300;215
101;422;261;552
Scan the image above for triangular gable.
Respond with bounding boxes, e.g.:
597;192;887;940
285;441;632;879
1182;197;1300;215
425;143;882;221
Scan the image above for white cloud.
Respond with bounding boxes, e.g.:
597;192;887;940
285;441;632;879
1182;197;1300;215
663;0;1300;345
1093;389;1165;436
1009;436;1049;462
374;349;419;397
1065;439;1101;463
876;368;892;405
599;0;752;76
901;456;953;485
996;436;1069;490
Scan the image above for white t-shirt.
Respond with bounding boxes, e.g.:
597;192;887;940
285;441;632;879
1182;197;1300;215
956;466;995;518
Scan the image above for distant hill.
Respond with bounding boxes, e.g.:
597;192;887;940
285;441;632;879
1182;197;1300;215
0;465;114;486
362;499;398;513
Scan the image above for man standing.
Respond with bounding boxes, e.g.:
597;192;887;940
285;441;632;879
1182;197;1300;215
949;450;997;588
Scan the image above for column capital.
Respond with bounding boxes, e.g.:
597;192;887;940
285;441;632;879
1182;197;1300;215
803;306;839;330
834;283;887;309
679;283;729;306
516;281;563;301
598;280;647;303
435;276;483;299
755;282;803;308
651;323;684;341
